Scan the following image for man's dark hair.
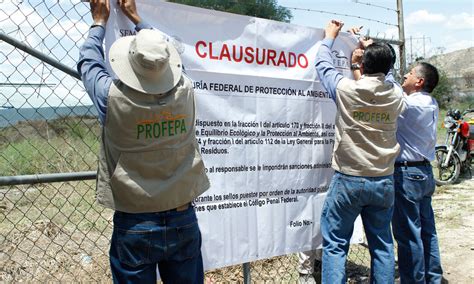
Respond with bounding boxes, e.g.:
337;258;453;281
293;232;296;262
415;62;439;93
362;42;393;75
386;43;397;67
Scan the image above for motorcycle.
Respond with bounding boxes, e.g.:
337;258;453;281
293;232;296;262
432;105;474;185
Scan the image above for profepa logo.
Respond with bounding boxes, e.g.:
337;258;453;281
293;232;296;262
195;41;309;68
331;50;349;69
136;111;187;140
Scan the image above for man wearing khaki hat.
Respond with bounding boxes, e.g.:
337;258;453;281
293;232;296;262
77;0;210;283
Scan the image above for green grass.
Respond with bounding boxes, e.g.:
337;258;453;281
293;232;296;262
0;116;112;281
0;117;100;176
0;116;374;282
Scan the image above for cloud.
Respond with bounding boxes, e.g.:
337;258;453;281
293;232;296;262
406;10;446;25
0;2;43;31
445;13;474;30
444;39;474;53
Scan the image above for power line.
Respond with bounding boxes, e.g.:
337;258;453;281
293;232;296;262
352;0;398;12
282;6;398;27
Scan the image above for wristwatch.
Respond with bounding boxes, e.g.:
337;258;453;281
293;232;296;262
90;22;105;29
350;63;361;70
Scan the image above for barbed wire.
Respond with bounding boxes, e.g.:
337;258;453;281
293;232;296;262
352;0;398;12
282;6;398;27
166;1;398;27
0;1;378;280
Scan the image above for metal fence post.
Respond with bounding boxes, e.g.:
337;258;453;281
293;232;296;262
0;1;373;282
243;262;251;283
0;31;81;80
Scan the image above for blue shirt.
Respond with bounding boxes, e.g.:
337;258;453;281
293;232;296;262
396;92;438;162
315;38;342;102
385;70;402;93
77;21;152;125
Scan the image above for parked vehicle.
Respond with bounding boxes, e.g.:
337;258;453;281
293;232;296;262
432;106;474;185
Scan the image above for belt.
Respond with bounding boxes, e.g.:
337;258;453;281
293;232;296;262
158;203;190;213
395;160;430;167
115;203;191;217
175;203;190;212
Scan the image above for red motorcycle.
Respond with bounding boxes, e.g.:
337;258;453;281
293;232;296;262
432;106;474;185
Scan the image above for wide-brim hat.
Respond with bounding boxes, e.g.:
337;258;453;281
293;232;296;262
109;29;182;94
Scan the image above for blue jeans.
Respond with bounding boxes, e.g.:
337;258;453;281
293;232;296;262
392;165;443;284
109;206;204;284
321;172;395;284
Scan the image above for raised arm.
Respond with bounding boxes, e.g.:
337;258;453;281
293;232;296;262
347;26;373;80
315;20;345;102
350;48;364;80
77;0;153;125
77;0;111;125
118;0;153;30
118;0;141;25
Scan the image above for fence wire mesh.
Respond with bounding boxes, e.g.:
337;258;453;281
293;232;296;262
1;0;372;282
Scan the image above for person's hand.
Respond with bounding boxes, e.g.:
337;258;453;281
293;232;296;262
351;48;364;64
347;26;363;36
351;48;364;80
90;0;110;26
118;0;141;24
347;25;373;49
359;37;373;49
325;20;344;39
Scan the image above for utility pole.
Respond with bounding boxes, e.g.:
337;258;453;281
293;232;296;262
406;36;431;63
397;0;406;75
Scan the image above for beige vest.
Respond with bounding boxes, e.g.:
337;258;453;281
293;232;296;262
96;77;210;213
332;74;405;177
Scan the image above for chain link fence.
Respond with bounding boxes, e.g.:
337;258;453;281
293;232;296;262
1;0;372;282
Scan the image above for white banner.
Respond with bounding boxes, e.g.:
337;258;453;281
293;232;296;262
106;0;363;270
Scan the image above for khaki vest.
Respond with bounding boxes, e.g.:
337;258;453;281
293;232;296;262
332;74;405;177
96;77;210;213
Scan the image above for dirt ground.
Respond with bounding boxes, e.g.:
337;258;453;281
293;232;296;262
1;175;473;282
433;176;474;284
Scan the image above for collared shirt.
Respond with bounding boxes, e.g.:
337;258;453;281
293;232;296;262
77;21;152;125
396;91;438;162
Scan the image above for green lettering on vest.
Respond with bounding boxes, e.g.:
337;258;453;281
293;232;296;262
168;120;174;136
353;111;361;120
161;121;167;135
175;119;181;135
137;118;187;139
153;123;161;138
145;124;152;138
137;124;144;139
353;111;391;123
363;112;369;121
180;119;186;133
